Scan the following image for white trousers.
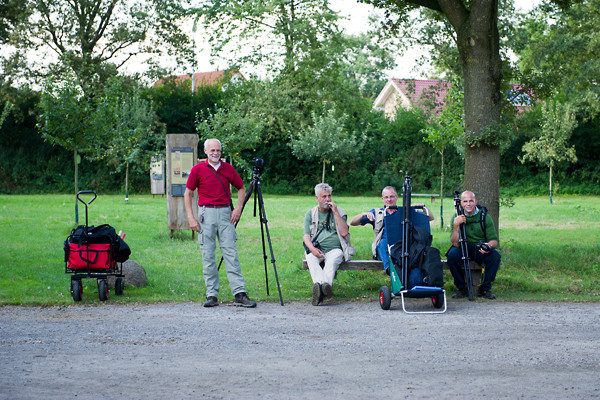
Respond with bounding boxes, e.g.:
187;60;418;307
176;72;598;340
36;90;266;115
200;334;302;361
305;248;344;286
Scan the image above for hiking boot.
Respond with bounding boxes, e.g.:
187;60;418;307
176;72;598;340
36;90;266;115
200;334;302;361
477;289;496;300
233;292;257;308
451;289;468;299
321;282;334;298
312;282;323;306
203;296;219;307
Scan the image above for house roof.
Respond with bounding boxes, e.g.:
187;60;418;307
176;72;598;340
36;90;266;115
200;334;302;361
374;78;530;119
152;70;245;90
373;79;451;117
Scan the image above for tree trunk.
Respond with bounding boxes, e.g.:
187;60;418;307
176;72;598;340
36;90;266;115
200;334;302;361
125;162;130;203
450;0;502;237
321;160;325;183
549;164;553;204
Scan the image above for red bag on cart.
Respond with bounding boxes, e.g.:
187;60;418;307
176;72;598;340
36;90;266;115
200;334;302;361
67;243;113;270
64;224;129;271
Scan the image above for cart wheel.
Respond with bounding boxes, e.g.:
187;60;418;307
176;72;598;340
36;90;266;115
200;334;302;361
98;279;109;301
379;286;391;310
115;277;124;295
432;292;444;309
71;280;83;302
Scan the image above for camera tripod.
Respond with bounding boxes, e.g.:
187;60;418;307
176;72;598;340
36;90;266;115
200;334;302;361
218;163;284;305
453;190;474;301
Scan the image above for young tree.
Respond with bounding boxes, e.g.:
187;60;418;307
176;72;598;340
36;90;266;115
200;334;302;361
38;72;103;222
520;100;578;204
97;82;156;201
195;104;263;175
421;77;464;227
290;108;363;182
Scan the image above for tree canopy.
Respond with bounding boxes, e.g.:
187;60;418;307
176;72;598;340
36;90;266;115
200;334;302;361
6;0;193;93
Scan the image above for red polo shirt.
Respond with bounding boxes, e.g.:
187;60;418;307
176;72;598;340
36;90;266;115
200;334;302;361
186;160;244;206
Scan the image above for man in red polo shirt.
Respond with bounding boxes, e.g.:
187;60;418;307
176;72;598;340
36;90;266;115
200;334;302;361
184;138;256;308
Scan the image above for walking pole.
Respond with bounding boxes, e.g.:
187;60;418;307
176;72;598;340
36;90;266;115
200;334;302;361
454;191;474;301
401;176;412;289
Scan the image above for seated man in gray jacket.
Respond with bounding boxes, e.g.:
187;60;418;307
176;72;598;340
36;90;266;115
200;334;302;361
303;183;354;306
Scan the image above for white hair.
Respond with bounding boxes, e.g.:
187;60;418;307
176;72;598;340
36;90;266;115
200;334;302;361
204;138;222;149
315;183;333;197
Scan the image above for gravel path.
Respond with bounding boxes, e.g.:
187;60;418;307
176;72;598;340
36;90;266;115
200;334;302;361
1;300;599;399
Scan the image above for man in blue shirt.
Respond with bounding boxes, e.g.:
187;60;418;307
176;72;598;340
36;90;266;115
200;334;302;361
350;186;433;277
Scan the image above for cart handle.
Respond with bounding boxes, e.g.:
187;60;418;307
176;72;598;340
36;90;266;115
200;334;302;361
76;190;97;206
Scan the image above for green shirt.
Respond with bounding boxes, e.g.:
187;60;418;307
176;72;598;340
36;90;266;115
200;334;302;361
304;209;346;253
452;208;498;244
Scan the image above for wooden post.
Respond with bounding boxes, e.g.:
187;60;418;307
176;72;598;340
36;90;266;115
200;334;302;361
166;134;198;236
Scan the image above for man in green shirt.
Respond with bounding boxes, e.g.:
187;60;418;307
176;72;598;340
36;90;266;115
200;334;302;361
303;183;353;306
448;190;501;299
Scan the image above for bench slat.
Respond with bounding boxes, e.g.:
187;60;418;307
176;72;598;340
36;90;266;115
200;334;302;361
301;259;483;271
302;259;382;270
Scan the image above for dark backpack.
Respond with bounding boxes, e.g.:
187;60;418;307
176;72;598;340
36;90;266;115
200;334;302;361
408;225;432;269
389;225;431;269
389;225;444;288
419;246;444;287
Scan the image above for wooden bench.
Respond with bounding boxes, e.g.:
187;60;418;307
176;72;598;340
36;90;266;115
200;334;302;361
301;259;383;270
301;258;483;291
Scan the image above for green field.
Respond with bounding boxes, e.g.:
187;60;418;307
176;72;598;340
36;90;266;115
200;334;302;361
1;193;599;305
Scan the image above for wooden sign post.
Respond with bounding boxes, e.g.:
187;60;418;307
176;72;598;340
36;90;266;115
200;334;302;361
166;134;198;237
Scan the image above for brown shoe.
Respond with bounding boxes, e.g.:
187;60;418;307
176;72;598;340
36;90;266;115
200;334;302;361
203;296;219;307
321;283;334;298
312;282;322;306
234;292;257;308
477;289;496;300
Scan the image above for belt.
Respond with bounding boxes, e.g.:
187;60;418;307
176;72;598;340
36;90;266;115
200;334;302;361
201;204;230;208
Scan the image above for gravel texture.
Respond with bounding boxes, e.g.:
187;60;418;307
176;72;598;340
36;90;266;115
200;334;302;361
1;299;599;399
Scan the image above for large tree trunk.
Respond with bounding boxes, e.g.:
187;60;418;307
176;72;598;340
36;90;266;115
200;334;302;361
444;0;502;236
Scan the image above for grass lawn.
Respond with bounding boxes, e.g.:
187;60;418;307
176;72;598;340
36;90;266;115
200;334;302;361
1;193;599;305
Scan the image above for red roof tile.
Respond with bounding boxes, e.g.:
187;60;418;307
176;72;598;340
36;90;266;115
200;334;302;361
153;70;244;89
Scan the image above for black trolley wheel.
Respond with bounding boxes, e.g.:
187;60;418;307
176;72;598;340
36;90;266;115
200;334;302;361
71;279;83;302
115;277;124;295
379;286;392;310
432;292;444;309
98;279;109;301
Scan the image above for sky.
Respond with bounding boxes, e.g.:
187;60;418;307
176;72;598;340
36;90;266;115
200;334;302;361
328;0;543;79
175;0;542;81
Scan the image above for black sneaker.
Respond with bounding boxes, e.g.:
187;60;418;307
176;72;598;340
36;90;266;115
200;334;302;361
477;289;496;300
451;289;468;299
321;282;334;298
203;296;219;307
234;292;257;308
312;282;322;306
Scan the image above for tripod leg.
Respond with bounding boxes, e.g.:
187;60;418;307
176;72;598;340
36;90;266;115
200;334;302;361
254;181;284;306
257;188;270;296
461;236;474;301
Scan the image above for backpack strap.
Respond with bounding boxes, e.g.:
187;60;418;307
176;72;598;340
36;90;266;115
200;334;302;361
478;205;488;242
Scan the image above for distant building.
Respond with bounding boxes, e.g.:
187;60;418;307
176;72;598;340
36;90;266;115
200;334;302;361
373;79;450;120
153;69;245;91
373;78;531;120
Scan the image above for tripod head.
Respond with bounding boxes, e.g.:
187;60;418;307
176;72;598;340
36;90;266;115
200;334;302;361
453;190;464;214
252;157;265;179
